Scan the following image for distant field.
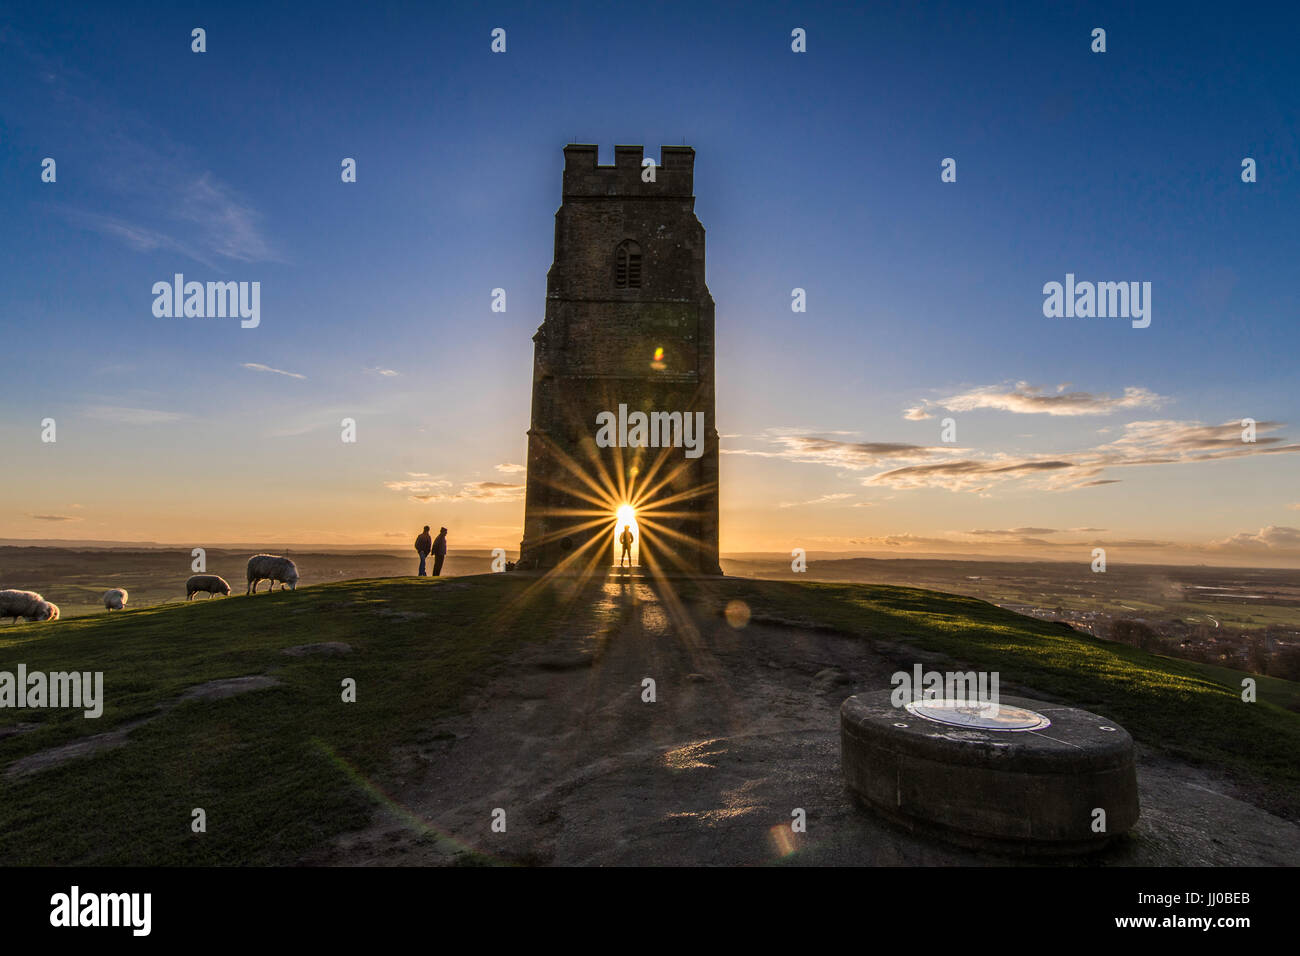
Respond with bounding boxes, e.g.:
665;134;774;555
0;547;512;619
725;556;1300;651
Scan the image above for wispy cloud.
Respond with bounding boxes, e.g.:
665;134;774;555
58;209;185;254
7;35;281;268
779;493;854;508
966;527;1062;536
385;476;524;503
1096;419;1289;456
55;175;277;270
724;435;944;470
28;513;81;522
365;367;400;377
906;382;1167;419
871;457;1078;492
451;481;525;502
407;482;524;503
1209;525;1300;555
83;405;187;425
726;417;1298;494
384;479;453;494
262;401;396;439
846;533;962;549
876;419;1298;492
494;463;526;474
959;527;1110;546
173;173;276;263
242;363;305;380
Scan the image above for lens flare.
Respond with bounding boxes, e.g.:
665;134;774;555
724;599;751;629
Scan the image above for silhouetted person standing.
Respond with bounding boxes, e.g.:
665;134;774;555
415;525;432;576
432;527;448;577
619;527;633;568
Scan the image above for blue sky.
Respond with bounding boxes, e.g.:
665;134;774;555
2;1;1298;563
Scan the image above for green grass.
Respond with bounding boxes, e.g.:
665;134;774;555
2;574;1296;865
0;575;607;865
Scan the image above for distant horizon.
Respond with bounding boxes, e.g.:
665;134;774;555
2;536;1297;570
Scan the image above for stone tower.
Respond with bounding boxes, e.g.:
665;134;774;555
519;144;721;575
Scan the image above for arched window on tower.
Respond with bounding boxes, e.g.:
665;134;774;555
615;240;642;289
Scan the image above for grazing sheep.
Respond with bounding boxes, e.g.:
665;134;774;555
186;574;232;600
246;554;299;594
28;600;59;621
0;589;59;623
0;589;40;621
103;588;128;611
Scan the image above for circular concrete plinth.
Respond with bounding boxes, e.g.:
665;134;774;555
840;691;1139;855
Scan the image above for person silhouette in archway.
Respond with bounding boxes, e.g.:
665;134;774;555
619;526;634;568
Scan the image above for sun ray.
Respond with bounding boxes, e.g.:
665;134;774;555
528;431;620;507
532;482;618;513
612;440;629;506
635;519;709;551
627;445;679;503
526;515;615;543
635;480;717;514
630;456;698;508
637;524;700;575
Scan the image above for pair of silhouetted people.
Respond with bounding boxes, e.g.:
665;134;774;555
415;525;447;577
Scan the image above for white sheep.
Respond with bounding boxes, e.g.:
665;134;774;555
246;554;300;594
186;574;231;600
29;600;59;621
0;589;60;623
103;588;128;611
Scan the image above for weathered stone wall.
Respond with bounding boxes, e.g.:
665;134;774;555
520;145;720;574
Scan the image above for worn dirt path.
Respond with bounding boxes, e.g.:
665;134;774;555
305;580;1300;866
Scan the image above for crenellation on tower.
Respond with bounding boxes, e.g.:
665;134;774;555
658;145;695;171
561;143;695;200
613;144;644;168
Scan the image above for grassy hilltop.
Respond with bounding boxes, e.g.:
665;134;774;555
1;574;1297;865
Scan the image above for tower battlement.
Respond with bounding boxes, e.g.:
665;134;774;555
562;144;695;199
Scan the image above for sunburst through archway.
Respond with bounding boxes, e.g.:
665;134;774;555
516;425;718;588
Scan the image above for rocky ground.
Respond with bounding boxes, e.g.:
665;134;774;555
302;578;1300;866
